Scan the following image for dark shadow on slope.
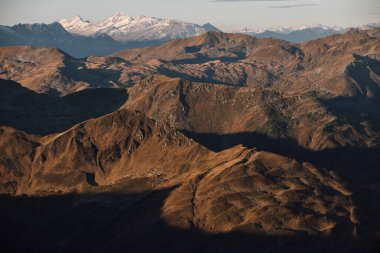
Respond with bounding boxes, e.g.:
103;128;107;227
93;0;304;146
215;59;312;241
346;55;380;97
0;188;379;253
181;130;380;185
320;95;380;133
182;94;380;184
60;56;127;89
84;173;98;186
0;79;128;135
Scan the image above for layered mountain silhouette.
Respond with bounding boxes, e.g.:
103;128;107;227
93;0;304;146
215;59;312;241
1;28;380;252
2;13;377;59
0;22;125;58
250;26;342;42
239;23;380;42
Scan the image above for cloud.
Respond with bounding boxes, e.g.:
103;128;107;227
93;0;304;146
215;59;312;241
212;0;290;2
268;3;318;8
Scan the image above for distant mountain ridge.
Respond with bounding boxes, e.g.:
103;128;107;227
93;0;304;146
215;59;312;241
238;23;380;42
1;15;378;58
0;13;221;57
59;12;221;42
0;22;125;57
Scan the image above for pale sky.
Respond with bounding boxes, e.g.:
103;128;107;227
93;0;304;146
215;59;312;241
0;0;379;31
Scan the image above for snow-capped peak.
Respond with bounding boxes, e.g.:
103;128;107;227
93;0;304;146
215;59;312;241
73;15;86;22
60;15;89;24
105;12;133;23
359;23;380;30
58;15;92;35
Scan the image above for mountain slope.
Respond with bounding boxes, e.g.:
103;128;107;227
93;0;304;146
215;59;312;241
0;46;133;95
114;29;380;97
2;28;378;98
0;108;361;236
124;76;380;150
0;106;378;252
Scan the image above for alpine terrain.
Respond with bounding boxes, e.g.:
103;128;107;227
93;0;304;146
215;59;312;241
0;9;380;253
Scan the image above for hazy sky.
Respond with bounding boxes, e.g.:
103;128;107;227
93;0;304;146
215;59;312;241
0;0;379;31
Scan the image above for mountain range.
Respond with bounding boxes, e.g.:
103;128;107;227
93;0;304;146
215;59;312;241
1;27;380;252
0;13;220;57
59;12;221;42
1;12;378;58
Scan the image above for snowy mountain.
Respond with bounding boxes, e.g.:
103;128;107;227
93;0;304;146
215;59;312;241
0;13;220;58
359;23;380;30
237;23;380;42
59;12;220;42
